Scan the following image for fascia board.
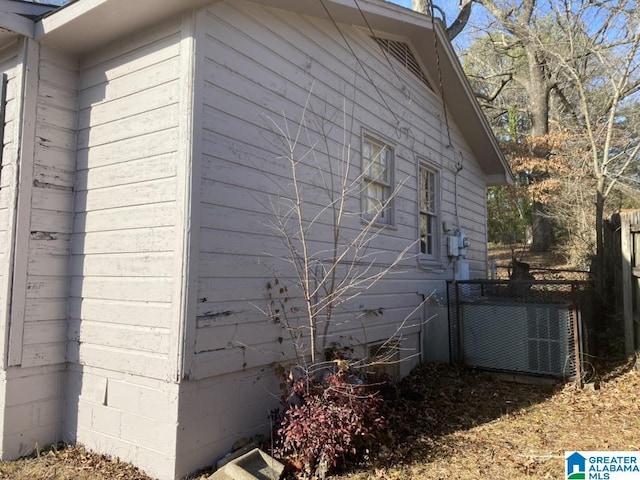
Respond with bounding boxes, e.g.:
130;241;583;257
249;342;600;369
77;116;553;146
433;23;513;183
0;11;33;37
31;0;512;185
34;0;423;55
410;20;513;184
0;0;57;17
34;0;213;52
35;0;106;36
486;173;512;186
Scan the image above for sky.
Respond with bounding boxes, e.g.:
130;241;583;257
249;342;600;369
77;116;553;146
389;0;412;7
387;0;487;51
387;1;470;21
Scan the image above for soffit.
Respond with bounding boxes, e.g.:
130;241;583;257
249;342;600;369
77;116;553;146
35;0;213;54
34;0;511;183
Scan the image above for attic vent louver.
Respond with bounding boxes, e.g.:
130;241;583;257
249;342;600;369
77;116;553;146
373;37;432;90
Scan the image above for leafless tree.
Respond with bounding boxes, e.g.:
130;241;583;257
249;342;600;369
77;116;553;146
544;0;640;297
262;93;419;366
412;0;474;42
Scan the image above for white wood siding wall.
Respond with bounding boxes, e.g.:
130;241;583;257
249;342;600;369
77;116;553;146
0;40;21;365
190;1;488;379
18;45;77;368
0;41;76;368
69;19;183;380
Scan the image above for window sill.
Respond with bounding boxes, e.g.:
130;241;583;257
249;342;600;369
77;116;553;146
360;218;398;231
417;255;448;272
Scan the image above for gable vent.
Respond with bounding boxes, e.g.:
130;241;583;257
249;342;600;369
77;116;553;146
373;37;432;90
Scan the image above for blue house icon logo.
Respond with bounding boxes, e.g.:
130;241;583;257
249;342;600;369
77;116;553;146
566;452;586;479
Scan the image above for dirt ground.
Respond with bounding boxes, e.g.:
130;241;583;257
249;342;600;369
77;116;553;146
336;359;639;480
487;244;591;280
1;246;624;480
0;444;156;480
1;358;637;480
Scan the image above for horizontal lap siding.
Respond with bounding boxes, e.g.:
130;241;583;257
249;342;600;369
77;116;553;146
191;2;487;379
19;46;78;368
0;42;20;360
70;20;182;379
0;43;74;462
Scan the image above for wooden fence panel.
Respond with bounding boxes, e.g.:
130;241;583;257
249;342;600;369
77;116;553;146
620;210;640;357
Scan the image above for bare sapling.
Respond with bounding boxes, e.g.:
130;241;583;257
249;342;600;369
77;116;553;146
256;91;430;477
262;90;420;370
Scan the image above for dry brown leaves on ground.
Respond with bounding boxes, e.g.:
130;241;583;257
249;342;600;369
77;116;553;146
1;359;638;479
488;245;589;280
0;444;154;480
336;359;640;480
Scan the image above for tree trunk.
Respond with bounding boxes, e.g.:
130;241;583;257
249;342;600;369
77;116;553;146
592;182;606;351
411;0;473;42
446;1;473;41
527;50;549;137
594;182;606;301
412;0;428;12
527;49;553;251
530;202;552;252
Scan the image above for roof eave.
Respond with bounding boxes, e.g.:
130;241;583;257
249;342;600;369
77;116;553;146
0;11;33;37
32;0;513;185
35;0;216;53
34;0;427;55
409;20;513;185
0;0;58;19
0;0;63;39
0;1;59;47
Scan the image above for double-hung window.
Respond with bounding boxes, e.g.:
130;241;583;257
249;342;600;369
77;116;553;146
362;135;393;224
419;163;439;258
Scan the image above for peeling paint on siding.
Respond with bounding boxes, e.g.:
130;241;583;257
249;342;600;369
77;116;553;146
30;231;58;240
196;310;242;322
33;179;73;191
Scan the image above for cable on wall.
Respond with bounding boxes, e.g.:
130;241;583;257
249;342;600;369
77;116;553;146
353;0;412;103
318;0;401;127
428;3;453;150
454;150;463;229
427;3;466;233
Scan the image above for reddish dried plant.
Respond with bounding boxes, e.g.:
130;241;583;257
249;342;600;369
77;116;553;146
273;368;386;479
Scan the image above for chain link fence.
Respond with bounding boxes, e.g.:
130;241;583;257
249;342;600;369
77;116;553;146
447;280;593;384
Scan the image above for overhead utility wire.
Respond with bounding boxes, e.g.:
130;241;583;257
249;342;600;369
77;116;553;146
428;4;463;231
429;4;453;149
318;0;401;126
353;0;410;98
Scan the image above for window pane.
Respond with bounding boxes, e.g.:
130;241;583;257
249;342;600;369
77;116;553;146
362;136;392;224
365;182;388;220
373;182;386;202
363;141;371;160
419;168;427;211
428;170;436;212
420;166;436;214
364;139;389;183
377;148;389;182
420;213;435;255
419;164;438;256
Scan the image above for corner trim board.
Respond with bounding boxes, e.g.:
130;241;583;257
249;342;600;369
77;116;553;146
7;38;38;366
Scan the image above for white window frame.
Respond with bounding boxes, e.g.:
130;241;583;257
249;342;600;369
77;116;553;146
418;161;440;260
362;134;394;225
